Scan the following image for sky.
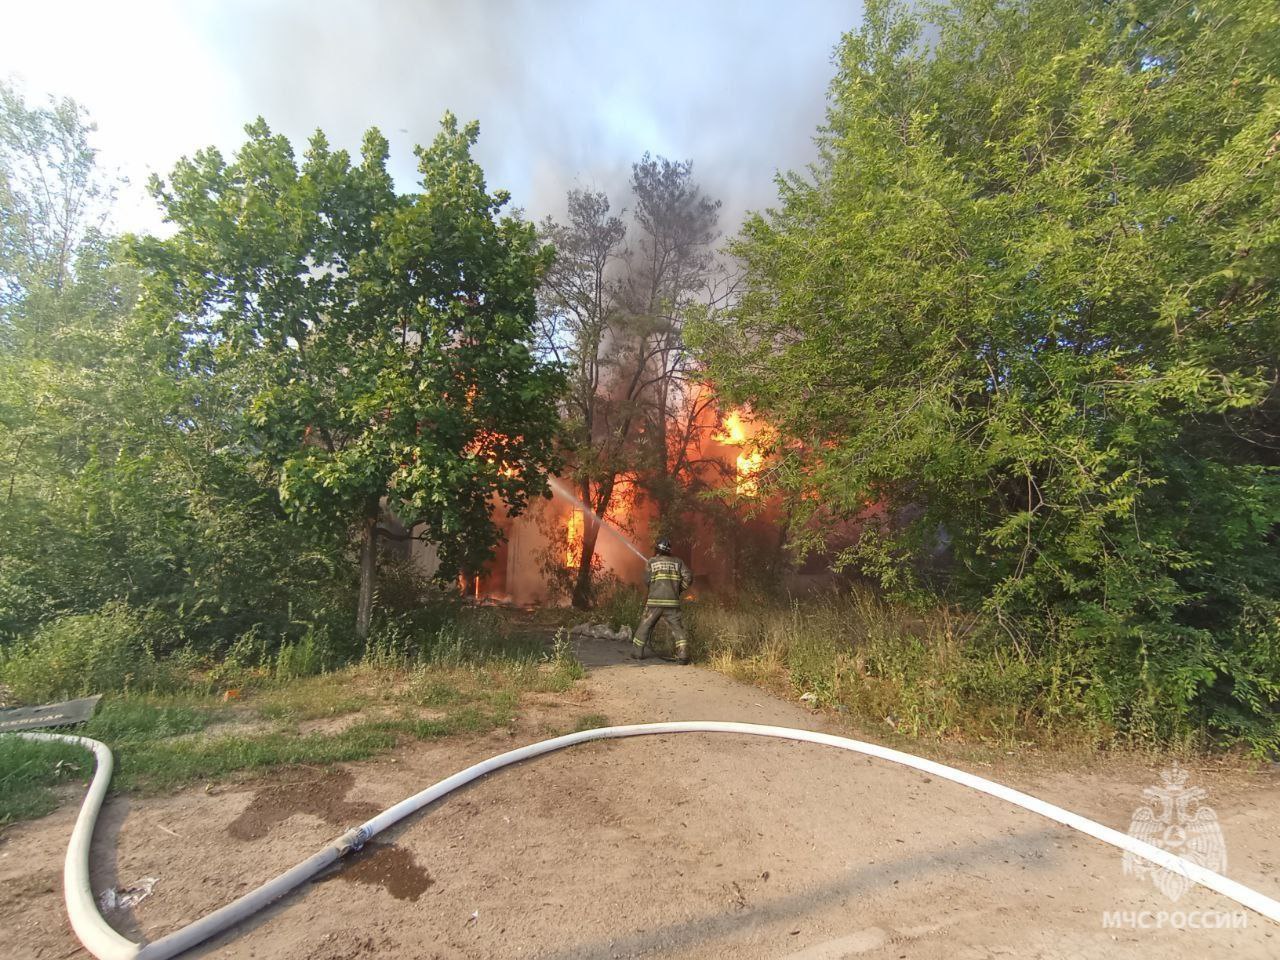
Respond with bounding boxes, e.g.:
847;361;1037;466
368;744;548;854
0;0;864;237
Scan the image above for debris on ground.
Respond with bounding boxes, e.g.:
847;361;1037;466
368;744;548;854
569;622;633;642
98;877;158;912
0;694;102;732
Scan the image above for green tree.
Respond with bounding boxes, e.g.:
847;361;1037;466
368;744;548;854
0;84;341;649
132;115;563;638
0;81;127;636
692;0;1280;747
0;80;113;351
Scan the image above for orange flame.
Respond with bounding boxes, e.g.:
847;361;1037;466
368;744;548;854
465;428;521;478
604;475;636;527
714;409;763;496
713;410;749;446
565;509;584;569
735;450;763;497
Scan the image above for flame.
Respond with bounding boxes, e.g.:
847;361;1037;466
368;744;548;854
713;411;749;446
604;475;636;527
458;385;520;477
606;499;629;525
465;428;521;478
714;408;764;497
565;509;584;569
735;450;763;497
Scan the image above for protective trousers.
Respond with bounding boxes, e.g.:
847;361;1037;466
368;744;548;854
633;606;688;655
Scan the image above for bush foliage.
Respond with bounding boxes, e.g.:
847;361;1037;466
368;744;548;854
692;0;1280;750
0;602;178;702
1;83;563;687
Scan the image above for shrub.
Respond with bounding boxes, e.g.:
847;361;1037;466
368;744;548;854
82;698;210;744
692;0;1280;754
274;626;335;681
0;602;179;703
691;590;1240;750
594;586;645;632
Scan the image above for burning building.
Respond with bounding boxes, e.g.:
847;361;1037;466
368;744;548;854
396;396;872;607
409;401;799;606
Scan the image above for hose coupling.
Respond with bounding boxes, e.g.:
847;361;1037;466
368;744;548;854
336;825;371;855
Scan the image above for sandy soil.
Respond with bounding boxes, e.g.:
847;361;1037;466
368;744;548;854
3;639;1278;959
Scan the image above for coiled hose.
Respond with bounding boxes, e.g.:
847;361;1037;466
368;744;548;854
19;722;1280;959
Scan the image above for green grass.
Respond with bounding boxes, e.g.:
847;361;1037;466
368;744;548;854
114;725;401;790
0;737;93;824
0;639;587;821
415;679;467;708
533;656;586;692
0;700;215;822
113;700;521;791
252;679;374;722
83;698;212;743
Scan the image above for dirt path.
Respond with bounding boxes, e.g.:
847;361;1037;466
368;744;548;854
4;639;1279;959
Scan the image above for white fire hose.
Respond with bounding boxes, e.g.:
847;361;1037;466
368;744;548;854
19;721;1280;959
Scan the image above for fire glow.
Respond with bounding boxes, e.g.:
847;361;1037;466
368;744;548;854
714;409;764;497
465;428;521;479
565;509;584;569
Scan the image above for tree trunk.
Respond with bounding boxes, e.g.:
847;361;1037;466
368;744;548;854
355;497;380;640
571;515;602;609
653;375;672;527
570;477;612;609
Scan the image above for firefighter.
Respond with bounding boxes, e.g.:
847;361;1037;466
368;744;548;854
631;538;693;664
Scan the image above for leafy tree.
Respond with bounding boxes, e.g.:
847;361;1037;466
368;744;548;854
537;189;632;606
622;156;725;521
0;84;344;648
0;80;113;351
691;0;1280;747
0;82;123;636
1;81;120;515
132;115;563;637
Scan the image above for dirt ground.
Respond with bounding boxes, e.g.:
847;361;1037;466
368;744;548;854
3;638;1278;959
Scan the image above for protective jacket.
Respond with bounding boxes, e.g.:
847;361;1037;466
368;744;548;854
644;554;692;607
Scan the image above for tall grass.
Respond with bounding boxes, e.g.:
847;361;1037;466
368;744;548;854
689;590;1132;750
0;601;189;703
592;588;646;632
0;577;573;706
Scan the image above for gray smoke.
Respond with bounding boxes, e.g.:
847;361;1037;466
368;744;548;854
194;0;862;232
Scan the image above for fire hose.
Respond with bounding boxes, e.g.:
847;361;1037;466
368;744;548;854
19;721;1280;959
